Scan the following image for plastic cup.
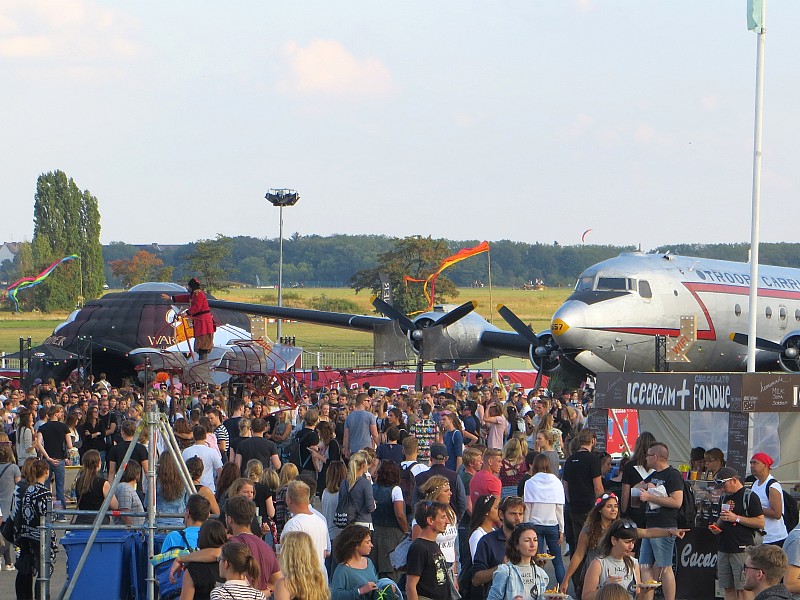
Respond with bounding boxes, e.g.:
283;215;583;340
689;470;698;480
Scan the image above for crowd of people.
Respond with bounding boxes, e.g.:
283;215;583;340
1;371;799;600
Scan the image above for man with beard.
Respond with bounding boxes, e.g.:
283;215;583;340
471;495;526;595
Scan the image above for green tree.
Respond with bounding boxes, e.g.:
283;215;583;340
31;171;104;311
350;235;459;314
184;235;232;293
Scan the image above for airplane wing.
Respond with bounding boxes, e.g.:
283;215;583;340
207;300;386;332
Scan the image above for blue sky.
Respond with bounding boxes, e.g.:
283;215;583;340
2;1;798;250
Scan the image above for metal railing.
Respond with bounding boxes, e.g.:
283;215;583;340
300;350;375;369
0;353;20;370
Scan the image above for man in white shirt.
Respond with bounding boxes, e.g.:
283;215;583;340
181;425;222;493
280;480;330;576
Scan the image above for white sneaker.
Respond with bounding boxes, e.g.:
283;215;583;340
3;565;15;571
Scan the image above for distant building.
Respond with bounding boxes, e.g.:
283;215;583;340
0;242;20;264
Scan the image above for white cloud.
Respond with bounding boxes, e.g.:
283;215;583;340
0;0;140;63
278;39;396;98
701;95;720;110
566;113;593;137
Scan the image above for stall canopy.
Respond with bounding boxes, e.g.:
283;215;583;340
593;372;800;484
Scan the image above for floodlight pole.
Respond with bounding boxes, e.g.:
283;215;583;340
278;204;284;340
265;188;300;342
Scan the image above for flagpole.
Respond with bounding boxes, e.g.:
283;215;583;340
746;0;766;372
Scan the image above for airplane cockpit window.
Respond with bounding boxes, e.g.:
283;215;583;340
575;276;594;292
596;277;629;291
638;280;652;298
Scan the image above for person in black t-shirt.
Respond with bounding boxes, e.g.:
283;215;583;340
107;420;149;482
562;428;603;548
293;409;320;474
709;467;764;600
37;405;73;507
235;418;280;475
406;500;452;600
635;442;684;600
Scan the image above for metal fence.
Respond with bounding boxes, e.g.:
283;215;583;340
0;354;20;370
300;350;376;369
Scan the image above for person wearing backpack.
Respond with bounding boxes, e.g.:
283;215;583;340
708;467;765;600
400;437;429;516
750;452;790;546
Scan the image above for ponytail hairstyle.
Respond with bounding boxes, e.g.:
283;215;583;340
220;542;261;583
347;451;370;489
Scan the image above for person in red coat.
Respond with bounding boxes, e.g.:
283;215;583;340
162;278;216;359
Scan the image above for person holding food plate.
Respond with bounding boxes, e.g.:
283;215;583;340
485;522;550;600
580;520;654;600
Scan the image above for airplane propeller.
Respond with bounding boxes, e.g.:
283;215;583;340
497;304;559;388
729;332;800;372
371;297;478;389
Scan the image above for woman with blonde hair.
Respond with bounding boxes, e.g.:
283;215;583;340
244;460;277;545
342;450;375;528
536;413;563;457
274;531;330;600
273;463;299;537
500;437;528;498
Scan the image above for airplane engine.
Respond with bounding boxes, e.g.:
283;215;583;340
531;332;560;374
778;332;800;372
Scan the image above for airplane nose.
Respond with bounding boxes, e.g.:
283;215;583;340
551;300;586;345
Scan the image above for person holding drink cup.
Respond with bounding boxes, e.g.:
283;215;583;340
707;467;765;600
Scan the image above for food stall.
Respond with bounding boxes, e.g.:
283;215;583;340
590;371;800;600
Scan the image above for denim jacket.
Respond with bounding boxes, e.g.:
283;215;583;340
486;562;550;600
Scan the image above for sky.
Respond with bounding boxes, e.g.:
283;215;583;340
2;1;799;251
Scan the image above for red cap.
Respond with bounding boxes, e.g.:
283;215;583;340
751;452;774;468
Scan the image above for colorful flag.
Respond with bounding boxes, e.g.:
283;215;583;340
406;241;490;314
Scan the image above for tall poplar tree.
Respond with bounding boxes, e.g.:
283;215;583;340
31;171;104;311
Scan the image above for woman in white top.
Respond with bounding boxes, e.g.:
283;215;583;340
469;494;499;559
582;520;653;600
523;452;566;583
15;409;38;467
412;475;459;571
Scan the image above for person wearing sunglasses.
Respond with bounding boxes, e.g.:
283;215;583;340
708;467;765;600
581;520;651;600
485;522;550;600
742;543;791;600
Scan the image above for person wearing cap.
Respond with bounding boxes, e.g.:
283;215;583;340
750;452;789;547
708;466;765;600
413;442;467;522
162;278;216;360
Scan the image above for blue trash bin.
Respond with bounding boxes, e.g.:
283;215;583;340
61;530;140;599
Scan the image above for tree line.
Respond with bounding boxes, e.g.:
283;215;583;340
6;168;800;312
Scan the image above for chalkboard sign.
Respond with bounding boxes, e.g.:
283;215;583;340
727;412;750;477
586;408;608;453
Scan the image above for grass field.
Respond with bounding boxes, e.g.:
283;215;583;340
0;287;573;364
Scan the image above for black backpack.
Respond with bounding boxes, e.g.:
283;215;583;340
766;478;800;532
399;462;418;515
677;473;696;528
